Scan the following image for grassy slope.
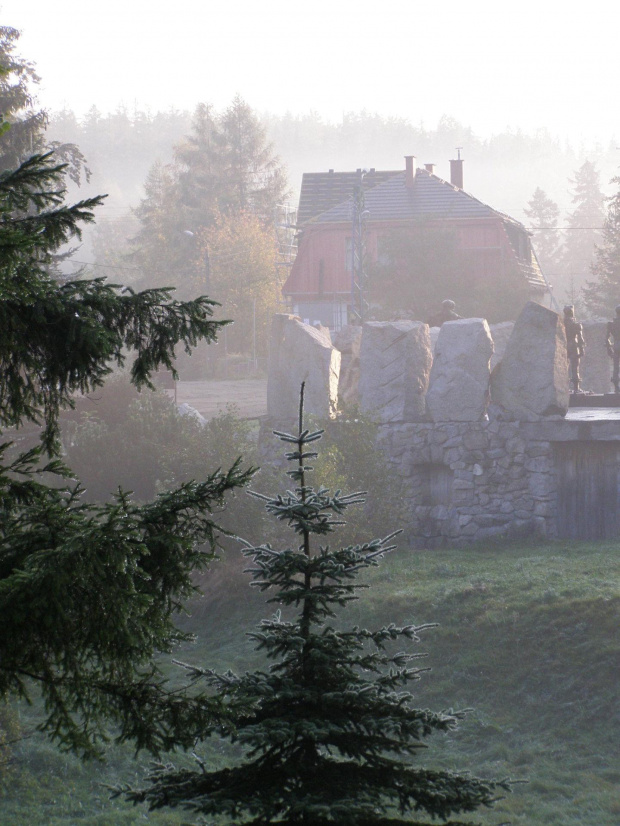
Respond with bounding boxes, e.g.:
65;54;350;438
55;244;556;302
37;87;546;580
1;540;618;825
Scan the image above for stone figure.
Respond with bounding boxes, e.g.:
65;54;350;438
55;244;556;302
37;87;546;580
606;305;620;392
426;299;462;328
563;305;585;393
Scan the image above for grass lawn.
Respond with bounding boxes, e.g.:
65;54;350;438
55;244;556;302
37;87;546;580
1;539;618;825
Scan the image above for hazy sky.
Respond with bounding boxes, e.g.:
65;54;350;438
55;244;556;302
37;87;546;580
2;0;618;143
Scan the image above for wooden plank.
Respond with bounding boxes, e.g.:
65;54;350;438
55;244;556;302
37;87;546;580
555;442;620;539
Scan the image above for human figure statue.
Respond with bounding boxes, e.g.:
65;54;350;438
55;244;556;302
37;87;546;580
606;305;620;392
426;299;462;328
563;305;585;393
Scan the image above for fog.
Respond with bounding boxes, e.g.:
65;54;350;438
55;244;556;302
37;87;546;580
5;0;619;144
2;3;620;824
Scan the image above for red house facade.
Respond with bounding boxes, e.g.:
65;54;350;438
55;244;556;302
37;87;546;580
283;156;548;329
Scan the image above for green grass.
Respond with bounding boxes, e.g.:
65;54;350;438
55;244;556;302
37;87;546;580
1;539;619;825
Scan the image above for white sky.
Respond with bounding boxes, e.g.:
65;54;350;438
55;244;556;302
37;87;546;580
2;0;618;143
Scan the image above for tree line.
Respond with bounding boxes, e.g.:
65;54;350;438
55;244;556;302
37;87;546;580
45;104;620;326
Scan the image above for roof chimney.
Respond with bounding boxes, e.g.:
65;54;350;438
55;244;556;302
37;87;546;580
424;163;435;175
405;155;416;188
449;148;464;189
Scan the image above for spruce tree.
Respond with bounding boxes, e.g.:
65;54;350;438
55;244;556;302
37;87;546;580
0;150;253;757
523;187;561;284
0;25;46;171
583;176;620;315
0;25;88;183
126;384;511;825
561;160;605;306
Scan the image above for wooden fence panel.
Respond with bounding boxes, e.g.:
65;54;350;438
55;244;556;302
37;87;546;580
555;442;620;540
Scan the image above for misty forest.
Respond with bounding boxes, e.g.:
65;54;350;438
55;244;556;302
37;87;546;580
0;16;619;826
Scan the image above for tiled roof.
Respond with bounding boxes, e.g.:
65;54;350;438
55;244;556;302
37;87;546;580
297;169;399;225
306;168;511;225
517;258;547;290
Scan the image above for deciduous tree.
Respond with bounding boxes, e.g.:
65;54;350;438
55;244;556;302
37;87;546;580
193;209;281;357
131;98;288;295
370;223;528;323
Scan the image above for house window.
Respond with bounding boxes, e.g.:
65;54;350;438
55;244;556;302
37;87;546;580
505;223;532;263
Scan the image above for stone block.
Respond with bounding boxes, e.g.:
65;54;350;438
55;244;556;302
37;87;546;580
267;314;340;423
489;321;514;370
463;430;488;450
426;319;494;422
490;302;569;420
332;324;362;406
359;321;432;423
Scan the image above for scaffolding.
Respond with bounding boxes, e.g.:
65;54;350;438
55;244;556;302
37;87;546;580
350;174;369;324
274;202;298;296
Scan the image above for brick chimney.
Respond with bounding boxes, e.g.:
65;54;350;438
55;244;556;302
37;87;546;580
404;155;416;188
424;163;435;175
449;151;464;189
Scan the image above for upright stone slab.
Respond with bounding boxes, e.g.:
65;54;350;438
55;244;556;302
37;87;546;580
426;319;494;422
267;314;340;422
489;321;514;370
491;302;569;420
359;321;432;423
332;324;362;406
580;319;610;393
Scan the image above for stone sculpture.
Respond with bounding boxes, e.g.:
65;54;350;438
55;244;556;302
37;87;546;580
580;320;609;393
426;299;462;328
606;306;620;393
563;305;585;393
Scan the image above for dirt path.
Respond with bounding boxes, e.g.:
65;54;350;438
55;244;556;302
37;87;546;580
171;379;267;420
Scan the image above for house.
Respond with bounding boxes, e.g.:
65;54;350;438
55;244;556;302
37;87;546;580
282;155;548;329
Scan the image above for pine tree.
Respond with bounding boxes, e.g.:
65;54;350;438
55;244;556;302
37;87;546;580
583;176;620;316
0;150;253;757
125;384;511;825
561;161;605;306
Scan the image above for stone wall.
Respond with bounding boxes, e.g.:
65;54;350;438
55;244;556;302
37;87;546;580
375;417;620;546
376;419;555;547
265;309;620;546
